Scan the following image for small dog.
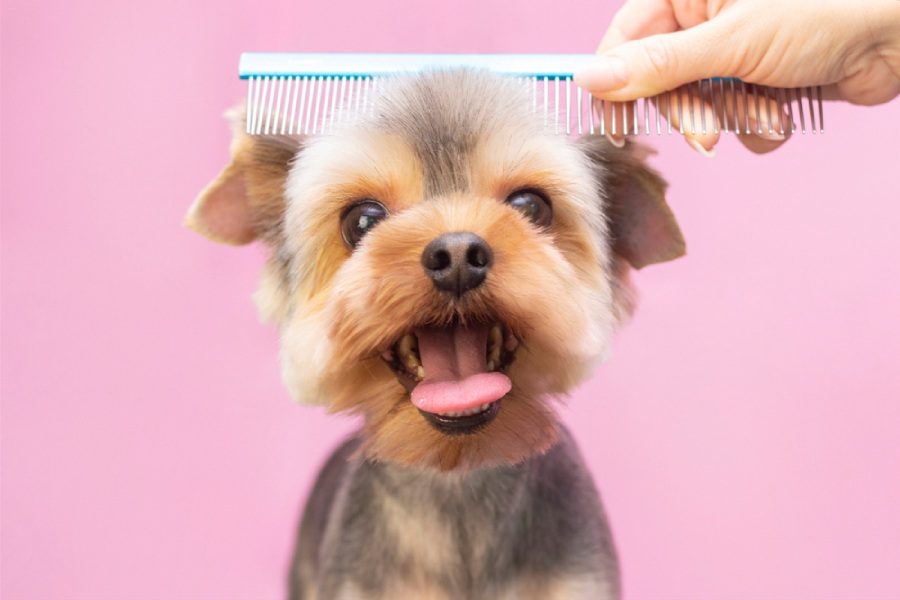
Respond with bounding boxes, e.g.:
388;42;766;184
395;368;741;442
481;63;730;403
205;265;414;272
187;69;684;599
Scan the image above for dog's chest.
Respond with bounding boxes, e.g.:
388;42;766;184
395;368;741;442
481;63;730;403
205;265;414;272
311;435;619;600
323;461;529;594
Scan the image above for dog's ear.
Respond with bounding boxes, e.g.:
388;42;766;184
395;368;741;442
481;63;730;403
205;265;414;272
579;137;685;269
578;136;685;323
185;108;301;246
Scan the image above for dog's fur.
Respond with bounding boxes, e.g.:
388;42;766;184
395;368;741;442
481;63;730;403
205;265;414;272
187;69;684;599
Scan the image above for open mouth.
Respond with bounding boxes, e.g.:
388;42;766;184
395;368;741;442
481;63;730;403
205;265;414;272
381;321;519;435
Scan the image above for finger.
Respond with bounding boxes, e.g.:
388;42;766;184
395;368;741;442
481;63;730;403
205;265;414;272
597;0;680;52
654;80;795;155
657;84;721;156
589;98;635;148
589;80;798;156
717;81;791;153
735;133;789;154
575;17;741;101
593;86;721;153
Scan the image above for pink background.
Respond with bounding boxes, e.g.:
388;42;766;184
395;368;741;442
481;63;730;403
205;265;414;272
3;0;899;598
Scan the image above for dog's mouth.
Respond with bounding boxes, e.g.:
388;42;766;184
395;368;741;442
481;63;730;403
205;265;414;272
381;321;519;435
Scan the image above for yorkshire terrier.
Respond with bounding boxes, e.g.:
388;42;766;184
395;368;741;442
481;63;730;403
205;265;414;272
187;69;684;599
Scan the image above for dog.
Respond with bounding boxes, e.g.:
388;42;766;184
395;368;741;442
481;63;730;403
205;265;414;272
187;68;684;599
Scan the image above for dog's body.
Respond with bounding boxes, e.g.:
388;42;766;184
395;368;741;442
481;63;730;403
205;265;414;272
291;428;618;599
188;69;683;599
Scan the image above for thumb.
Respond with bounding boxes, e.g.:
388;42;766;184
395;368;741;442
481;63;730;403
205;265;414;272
574;19;743;101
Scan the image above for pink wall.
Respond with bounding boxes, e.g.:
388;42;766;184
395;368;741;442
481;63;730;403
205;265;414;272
2;0;899;598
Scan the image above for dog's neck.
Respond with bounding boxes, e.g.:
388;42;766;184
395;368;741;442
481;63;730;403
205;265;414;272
370;453;534;511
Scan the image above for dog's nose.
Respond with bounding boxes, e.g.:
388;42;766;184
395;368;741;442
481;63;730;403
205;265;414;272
421;232;493;296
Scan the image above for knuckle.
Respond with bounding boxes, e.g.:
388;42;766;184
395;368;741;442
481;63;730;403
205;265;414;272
640;37;677;80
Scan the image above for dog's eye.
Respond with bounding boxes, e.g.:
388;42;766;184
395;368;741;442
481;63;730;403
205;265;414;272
341;200;389;248
505;190;552;229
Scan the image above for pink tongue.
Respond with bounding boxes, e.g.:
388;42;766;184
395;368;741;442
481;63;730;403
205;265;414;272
411;323;511;414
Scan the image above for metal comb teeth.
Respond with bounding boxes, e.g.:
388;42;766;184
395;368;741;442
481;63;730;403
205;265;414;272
240;54;825;137
246;74;380;136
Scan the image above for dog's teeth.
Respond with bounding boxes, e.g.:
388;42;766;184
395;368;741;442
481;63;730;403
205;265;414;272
404;356;422;376
398;333;422;375
438;403;493;418
487;324;503;367
398;333;417;357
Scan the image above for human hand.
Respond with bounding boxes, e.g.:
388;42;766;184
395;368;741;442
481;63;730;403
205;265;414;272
574;0;900;155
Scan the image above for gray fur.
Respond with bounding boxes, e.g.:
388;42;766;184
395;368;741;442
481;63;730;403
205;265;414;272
364;69;539;197
289;428;619;599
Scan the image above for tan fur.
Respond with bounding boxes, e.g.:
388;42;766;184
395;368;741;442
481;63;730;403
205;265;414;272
336;582;454;600
379;493;456;576
271;125;624;468
499;574;617;600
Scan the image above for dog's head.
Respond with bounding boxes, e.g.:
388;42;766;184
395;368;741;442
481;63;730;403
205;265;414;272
187;69;684;470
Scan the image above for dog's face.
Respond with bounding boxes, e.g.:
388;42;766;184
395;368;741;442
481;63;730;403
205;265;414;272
187;70;684;471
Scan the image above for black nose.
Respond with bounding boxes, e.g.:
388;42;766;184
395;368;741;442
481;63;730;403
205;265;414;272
422;232;493;297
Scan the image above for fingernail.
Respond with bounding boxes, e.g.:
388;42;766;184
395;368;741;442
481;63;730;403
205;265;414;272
605;131;626;148
750;117;786;141
574;56;629;92
687;138;716;158
758;129;786;142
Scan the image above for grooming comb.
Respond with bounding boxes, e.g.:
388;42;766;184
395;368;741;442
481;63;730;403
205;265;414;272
240;53;825;138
